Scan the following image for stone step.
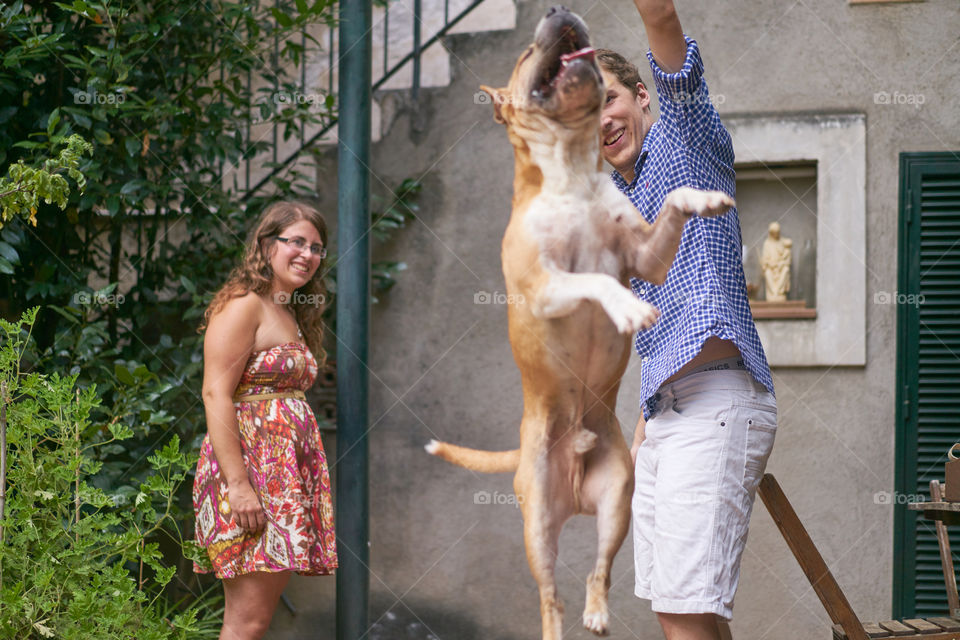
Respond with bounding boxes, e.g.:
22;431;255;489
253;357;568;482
233;0;516;193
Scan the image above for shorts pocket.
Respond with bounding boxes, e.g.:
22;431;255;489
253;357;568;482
669;396;730;426
742;418;776;489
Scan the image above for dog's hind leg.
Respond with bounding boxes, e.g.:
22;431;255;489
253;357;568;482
581;442;634;636
516;456;573;640
525;516;565;640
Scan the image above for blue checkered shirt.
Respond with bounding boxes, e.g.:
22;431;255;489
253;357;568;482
611;36;774;418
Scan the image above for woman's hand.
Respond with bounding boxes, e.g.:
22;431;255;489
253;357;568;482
227;479;266;532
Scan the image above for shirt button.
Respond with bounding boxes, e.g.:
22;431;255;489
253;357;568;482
639;288;646;294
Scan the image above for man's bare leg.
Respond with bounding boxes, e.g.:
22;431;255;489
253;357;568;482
718;620;733;640
657;612;726;640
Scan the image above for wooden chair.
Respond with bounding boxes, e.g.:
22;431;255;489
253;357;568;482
757;474;960;639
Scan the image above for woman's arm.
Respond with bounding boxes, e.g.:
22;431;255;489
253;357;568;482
632;0;686;73
201;293;264;531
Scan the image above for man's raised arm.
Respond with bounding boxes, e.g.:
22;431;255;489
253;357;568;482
633;0;686;73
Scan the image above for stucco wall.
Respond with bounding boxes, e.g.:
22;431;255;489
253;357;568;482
272;0;960;637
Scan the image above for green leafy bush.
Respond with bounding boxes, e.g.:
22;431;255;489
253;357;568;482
0;308;220;639
0;130;92;233
0;0;343;614
0;0;421;625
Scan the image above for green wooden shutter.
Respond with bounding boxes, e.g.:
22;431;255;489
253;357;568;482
894;152;960;617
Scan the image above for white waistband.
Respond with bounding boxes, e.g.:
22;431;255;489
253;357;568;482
658;367;766;398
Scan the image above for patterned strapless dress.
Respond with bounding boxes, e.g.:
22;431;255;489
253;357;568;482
192;337;337;578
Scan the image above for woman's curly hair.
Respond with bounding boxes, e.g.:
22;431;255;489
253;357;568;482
199;200;330;366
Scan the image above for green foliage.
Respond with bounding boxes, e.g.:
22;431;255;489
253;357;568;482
370;178;421;302
0;0;338;347
0;308;221;639
0;0;419;627
0;0;343;544
0;131;92;231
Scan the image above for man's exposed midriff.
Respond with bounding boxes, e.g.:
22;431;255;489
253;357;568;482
663;336;742;385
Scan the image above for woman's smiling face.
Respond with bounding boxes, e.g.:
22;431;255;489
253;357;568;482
267;219;324;291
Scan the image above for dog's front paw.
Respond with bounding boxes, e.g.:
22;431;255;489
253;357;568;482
583;610;610;637
665;187;734;219
603;288;660;334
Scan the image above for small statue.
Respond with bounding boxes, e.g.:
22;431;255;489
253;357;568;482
761;222;792;302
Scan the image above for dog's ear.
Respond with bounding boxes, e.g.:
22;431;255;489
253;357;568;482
479;85;507;125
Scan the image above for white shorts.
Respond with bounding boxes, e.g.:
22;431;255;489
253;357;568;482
632;368;777;620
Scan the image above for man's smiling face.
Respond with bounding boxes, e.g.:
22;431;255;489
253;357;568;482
599;67;652;184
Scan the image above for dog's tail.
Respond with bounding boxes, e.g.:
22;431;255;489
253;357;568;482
425;439;520;473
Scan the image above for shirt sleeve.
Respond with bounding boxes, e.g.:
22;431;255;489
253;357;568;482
647;36;723;149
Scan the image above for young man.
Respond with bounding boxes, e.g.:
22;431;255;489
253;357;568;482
598;2;776;638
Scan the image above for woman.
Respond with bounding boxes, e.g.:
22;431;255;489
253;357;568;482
193;201;337;640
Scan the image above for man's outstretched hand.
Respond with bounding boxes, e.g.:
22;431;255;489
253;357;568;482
632;0;686;73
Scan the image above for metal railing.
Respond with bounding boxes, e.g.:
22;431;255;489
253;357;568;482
239;0;488;202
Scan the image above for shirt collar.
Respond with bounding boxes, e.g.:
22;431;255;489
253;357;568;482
612;150;649;192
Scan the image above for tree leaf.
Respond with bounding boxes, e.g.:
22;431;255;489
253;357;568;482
119;178;144;195
0;240;19;263
124;135;140;157
179;274;196;293
270;7;294;27
114;363;135;385
46;108;61;137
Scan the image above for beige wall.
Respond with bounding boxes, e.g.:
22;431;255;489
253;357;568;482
272;0;960;637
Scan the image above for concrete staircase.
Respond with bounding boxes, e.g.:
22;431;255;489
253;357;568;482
230;0;516;198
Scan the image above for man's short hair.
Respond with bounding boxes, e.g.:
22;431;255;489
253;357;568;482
595;49;644;95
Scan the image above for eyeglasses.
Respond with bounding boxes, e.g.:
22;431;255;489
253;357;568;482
276;236;327;258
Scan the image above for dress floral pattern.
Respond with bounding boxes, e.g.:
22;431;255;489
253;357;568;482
193;338;337;578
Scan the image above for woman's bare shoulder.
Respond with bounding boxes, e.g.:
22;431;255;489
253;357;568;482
207;291;263;337
222;290;263;314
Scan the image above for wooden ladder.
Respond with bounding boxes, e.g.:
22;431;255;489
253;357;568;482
757;474;960;639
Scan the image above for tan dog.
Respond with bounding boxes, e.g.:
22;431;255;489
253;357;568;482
426;7;733;638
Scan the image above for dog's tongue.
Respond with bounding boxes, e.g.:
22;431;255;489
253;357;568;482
560;47;595;66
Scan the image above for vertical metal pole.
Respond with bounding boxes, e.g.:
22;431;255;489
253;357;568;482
328;29;335;97
245;68;251;191
335;0;371;638
272;0;279;167
383;2;389;78
412;0;421;99
300;27;306;148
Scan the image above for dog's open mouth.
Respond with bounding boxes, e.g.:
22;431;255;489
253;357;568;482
530;14;596;103
533;45;595;101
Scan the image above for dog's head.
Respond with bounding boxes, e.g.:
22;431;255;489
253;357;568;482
481;6;601;129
